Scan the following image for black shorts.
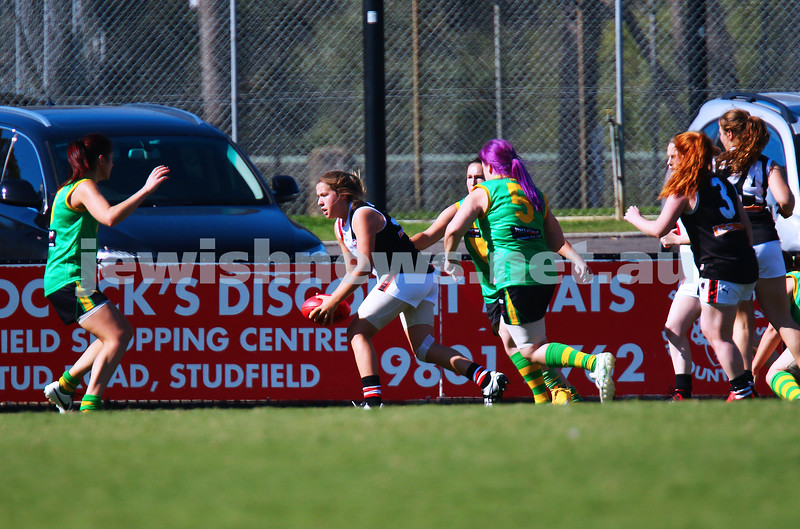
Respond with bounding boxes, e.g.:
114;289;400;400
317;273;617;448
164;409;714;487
47;281;110;325
498;284;555;326
486;299;502;336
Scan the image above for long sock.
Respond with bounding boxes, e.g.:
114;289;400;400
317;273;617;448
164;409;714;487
466;363;492;389
79;394;102;413
59;370;80;394
768;371;800;400
361;375;382;407
543;343;596;371
543;368;583;402
510;352;549;404
675;373;692;398
729;372;754;399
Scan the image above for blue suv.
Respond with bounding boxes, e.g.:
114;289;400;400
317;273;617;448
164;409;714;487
0;104;324;263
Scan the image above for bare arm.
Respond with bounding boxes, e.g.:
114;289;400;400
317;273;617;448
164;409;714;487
543;207;592;283
310;208;383;325
624;194;688;238
443;188;487;271
71;165;170;227
410;203;458;250
767;162;795;218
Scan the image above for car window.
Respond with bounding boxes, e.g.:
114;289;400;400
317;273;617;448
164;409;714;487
0;128;45;198
701;120;786;166
51;135;268;206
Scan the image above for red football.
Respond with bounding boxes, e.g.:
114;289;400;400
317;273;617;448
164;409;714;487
301;295;352;325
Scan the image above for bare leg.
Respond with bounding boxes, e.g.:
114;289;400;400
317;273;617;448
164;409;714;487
757;276;800;369
404;323;474;375
664;294;701;375
77;303;133;398
732;299;755;370
347;316;381;377
699;302;744;381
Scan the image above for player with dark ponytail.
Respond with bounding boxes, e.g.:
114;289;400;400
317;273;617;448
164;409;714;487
43;133;170;413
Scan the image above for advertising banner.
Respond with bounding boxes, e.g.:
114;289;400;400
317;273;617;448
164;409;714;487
0;257;770;404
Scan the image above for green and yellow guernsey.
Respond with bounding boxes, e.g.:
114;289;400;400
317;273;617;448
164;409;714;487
44;179;99;296
474;177;555;289
456;197;497;302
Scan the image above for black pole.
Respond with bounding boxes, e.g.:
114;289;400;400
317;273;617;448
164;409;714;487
363;0;386;210
684;0;707;119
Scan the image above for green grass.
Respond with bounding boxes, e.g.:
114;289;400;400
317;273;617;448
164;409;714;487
293;215;636;242
3;401;798;529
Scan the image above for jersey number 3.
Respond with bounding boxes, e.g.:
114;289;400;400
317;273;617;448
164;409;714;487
711;177;736;219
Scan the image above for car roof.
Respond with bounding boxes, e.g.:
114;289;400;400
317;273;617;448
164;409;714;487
0;104;225;141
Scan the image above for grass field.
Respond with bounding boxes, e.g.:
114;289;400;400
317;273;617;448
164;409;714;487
2;401;797;529
293;214;637;242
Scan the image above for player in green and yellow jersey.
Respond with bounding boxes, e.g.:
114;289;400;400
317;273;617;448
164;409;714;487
411;159;581;403
43;133;169;413
444;139;616;402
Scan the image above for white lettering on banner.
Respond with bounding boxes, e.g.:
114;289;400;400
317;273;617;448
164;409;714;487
239;327;348;352
130;327;229;352
168;363;320;388
0;278;50;319
381;344;497;387
572;343;646;383
0;329;59;353
550;275;635;313
106;364;150;388
0;365;53;389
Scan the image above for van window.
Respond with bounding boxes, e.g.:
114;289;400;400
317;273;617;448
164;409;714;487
51;135;268;206
0;128;45;199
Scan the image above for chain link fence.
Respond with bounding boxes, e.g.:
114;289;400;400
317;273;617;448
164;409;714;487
1;1;799;218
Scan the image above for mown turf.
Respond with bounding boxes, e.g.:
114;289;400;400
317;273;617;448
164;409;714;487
2;401;797;529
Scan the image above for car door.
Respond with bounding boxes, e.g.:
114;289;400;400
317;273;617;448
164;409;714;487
0;128;49;262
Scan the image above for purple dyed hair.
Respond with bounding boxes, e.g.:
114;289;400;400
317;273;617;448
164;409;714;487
479;139;543;212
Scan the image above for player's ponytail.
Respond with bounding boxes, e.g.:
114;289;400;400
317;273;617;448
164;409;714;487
61;133;113;189
717;109;769;176
480;138;543;212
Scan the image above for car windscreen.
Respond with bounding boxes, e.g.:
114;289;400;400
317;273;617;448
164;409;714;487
52;135;269;206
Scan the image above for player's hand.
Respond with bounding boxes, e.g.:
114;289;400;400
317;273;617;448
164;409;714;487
660;229;681;248
309;295;339;326
623;205;641;223
572;261;594;284
143;165;170;194
443;258;462;281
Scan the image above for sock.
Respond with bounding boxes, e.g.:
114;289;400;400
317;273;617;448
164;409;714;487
361;375;382;407
729;371;754;399
675;374;692;398
466;363;491;389
542;368;583;402
79;394;102;413
510;352;549;404
768;371;800;400
543;343;596;372
59;370;80;394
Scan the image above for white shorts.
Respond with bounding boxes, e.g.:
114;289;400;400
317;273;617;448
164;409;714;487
677;245;700;298
698;278;756;306
358;272;437;330
754;240;786;279
501;317;547;349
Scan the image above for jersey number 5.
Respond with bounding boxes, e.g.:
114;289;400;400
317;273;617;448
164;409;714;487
506;181;534;223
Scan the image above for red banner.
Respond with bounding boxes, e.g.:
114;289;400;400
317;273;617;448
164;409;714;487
0;258;770;404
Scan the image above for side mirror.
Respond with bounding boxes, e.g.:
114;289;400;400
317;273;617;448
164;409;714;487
0;179;41;208
272;174;301;204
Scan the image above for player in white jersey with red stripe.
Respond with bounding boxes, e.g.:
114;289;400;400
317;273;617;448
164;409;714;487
311;170;508;407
